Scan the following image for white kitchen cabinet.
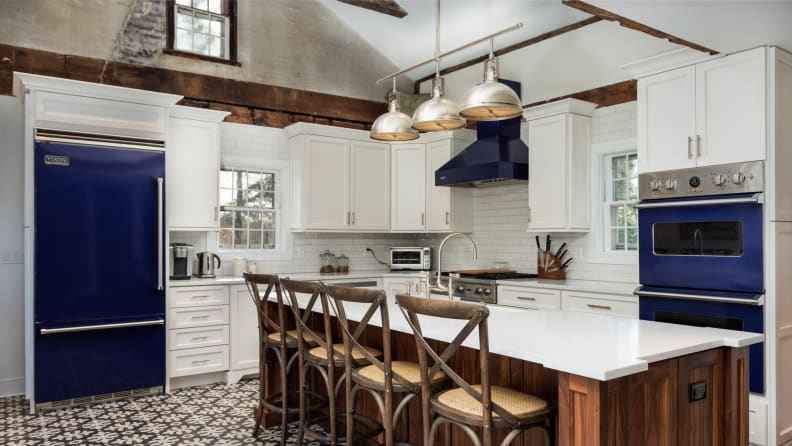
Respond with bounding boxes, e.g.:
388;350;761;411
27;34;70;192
524;99;594;232
288;124;390;231
167;106;229;230
560;290;638;318
228;285;259;383
391;144;427;231
498;286;561;310
637;47;767;173
425;138;474;232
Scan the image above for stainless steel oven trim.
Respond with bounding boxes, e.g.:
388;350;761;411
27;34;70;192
634;287;764;306
635;193;762;209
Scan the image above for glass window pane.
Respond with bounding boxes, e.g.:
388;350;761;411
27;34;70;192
612;156;626;180
218;189;234;207
219;210;233;228
209;37;222;58
611;205;625;227
210;18;223;36
208;0;222;13
628;177;638;200
234;230;248;249
625;205;638;227
262;212;274;230
193;33;208;54
176;0;191;5
628;154;638;179
232;189;246;207
219;170;234;188
261;191;274;209
193;0;208;11
247;172;262;189
627;228;638;250
613;180;627;201
249;231;262;249
176;11;193;29
194;13;210;34
248;211;263;230
234;210;247;229
611;229;626;251
230;170;245;189
175;28;192;52
218;229;233;249
263;231;276;249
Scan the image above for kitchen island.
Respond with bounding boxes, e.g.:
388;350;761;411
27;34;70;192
277;292;762;446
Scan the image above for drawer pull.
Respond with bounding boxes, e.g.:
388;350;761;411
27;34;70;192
191;315;210;320
192;295;209;299
191;359;210;365
587;304;612;310
516;296;536;301
191;336;209;341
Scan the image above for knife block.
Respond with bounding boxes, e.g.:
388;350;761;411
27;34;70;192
537;251;566;280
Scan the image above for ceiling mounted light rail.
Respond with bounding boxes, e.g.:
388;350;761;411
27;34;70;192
370;6;523;141
370;77;419;141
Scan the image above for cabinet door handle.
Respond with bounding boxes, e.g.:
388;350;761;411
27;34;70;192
352;212;355;225
696;135;702;157
687;136;693;159
445;211;450;225
156;178;164;291
421;213;425;226
214;206;218;222
587;304;612;311
347;212;350;225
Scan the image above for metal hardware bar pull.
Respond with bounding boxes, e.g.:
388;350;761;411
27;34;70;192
634;193;762;209
40;319;165;335
157;178;164;291
634;289;765;306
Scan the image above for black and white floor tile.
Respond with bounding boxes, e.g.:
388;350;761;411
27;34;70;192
0;379;326;446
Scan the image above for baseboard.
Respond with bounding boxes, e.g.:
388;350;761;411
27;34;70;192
225;368;257;385
0;377;25;397
168;372;228;391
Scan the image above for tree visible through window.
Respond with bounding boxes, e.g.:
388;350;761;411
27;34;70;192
218;168;276;250
605;153;638;252
167;0;237;61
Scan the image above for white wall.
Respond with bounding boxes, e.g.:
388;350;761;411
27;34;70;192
0;95;25;396
437;102;639;284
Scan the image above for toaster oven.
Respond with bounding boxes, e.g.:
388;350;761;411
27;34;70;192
389;247;432;271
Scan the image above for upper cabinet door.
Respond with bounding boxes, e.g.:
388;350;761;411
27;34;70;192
391;144;426;231
304;135;350;229
637;66;697;173
167;117;220;229
426;139;452;231
696;47;766;166
528;114;568;230
349;140;390;231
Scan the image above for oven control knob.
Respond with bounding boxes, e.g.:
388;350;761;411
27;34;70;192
456;286;465;293
649;179;662;191
475;287;484;295
732;172;746;184
483;289;492;296
663;179;677;190
712;174;728;186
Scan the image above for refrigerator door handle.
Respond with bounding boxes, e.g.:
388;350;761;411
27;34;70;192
157;178;164;291
40;319;165;335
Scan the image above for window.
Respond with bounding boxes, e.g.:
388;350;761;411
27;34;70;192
588;140;639;264
166;0;237;63
218;168;276;250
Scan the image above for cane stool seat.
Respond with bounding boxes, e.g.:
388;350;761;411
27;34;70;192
266;329;324;347
434;385;549;424
307;343;382;366
354;360;447;391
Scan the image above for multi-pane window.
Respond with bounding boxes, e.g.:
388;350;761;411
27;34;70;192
604;153;638;252
170;0;235;60
218;168;276;250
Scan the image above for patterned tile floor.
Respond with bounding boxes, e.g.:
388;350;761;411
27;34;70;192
0;379;325;446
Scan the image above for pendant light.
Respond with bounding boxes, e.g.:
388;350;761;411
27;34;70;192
370;77;419;141
411;0;466;132
459;39;523;121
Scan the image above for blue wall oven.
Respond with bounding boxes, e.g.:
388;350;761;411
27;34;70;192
635;161;766;393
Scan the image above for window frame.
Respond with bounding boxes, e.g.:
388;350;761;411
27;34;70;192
165;0;239;66
210;156;292;261
587;139;639;265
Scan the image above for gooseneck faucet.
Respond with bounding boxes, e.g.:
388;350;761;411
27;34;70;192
432;232;478;299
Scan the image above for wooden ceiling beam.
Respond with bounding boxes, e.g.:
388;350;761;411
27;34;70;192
413;17;602;93
562;0;718;55
522;79;637;109
337;0;407;18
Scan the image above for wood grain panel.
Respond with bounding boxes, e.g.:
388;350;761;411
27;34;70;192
723;346;749;446
677;348;723;445
522;80;637;109
558;372;604;446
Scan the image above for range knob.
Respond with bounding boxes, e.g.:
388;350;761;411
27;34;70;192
664;179;677;190
732;172;746;184
475;287;484;295
483;289;492;296
456;285;465;293
649;179;662;191
712;174;728;186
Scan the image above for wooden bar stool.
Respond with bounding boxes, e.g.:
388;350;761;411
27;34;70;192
395;294;555;446
281;279;382;445
324;284;448;446
243;273;325;445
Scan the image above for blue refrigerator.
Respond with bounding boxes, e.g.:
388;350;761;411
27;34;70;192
34;139;166;406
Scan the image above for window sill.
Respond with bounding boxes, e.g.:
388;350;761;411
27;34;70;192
163;48;241;67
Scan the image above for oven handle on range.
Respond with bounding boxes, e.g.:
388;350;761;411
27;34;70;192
634;288;764;306
634;193;762;209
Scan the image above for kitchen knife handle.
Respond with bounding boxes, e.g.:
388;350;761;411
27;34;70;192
157;178;164;291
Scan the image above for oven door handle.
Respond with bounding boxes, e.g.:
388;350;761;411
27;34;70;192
634;288;764;306
634;193;762;209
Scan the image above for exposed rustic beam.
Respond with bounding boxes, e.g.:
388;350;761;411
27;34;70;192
337;0;407;18
562;0;718;55
413;17;602;93
522;79;637;109
0;43;385;127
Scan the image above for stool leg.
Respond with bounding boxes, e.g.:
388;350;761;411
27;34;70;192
345;367;355;445
253;345;267;437
279;344;288;446
327;364;338;444
296;350;307;445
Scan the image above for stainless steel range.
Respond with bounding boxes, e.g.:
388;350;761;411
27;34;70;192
438;272;538;304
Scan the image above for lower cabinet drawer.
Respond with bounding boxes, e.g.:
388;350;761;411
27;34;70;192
170;286;229;308
169;345;229;377
498;286;561;310
169;305;229;329
169;325;229;350
561;291;638;318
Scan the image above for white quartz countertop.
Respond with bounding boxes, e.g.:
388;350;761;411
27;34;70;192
279;293;763;382
497;278;638;295
168;271;424;287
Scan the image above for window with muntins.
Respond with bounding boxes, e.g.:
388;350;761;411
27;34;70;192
167;0;237;62
604;153;638;252
218;168;276;250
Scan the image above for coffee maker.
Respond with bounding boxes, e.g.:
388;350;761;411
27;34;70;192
169;243;194;280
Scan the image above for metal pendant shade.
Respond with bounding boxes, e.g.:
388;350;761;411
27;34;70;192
412;78;466;132
459;57;523;121
370;95;419;141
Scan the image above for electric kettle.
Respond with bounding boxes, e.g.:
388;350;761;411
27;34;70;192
196;252;221;278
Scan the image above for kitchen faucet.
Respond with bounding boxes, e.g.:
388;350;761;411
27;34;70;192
431;232;478;299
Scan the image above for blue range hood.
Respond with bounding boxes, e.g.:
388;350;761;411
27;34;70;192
435;117;528;187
